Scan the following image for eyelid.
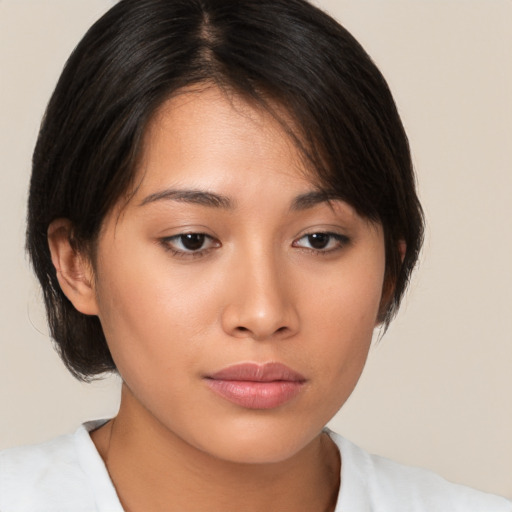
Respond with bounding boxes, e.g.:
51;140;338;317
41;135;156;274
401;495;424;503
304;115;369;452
292;231;350;253
160;232;221;258
157;227;349;259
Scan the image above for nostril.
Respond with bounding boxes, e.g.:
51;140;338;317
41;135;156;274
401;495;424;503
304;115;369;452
233;325;288;338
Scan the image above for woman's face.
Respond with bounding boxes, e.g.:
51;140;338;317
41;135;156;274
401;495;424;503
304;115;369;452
91;87;386;464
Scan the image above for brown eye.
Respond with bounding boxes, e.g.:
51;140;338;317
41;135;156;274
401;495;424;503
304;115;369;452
307;233;330;249
162;233;219;255
293;232;349;253
180;233;206;251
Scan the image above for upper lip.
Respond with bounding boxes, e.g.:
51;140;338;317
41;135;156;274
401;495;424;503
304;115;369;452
207;362;306;382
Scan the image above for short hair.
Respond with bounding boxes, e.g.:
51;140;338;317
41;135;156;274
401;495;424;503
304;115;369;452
27;0;424;381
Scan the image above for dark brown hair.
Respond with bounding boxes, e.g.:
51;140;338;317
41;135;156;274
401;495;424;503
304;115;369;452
27;0;424;381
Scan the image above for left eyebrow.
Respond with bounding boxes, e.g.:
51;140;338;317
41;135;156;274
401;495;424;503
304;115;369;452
138;188;234;209
289;191;339;211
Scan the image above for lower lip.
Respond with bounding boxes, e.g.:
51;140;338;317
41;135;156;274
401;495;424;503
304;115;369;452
206;379;304;409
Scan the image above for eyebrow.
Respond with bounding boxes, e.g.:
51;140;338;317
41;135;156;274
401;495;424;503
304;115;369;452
290;191;339;211
139;189;234;209
139;188;339;212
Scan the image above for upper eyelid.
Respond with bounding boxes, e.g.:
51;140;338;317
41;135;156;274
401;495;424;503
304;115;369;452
293;229;349;241
160;229;348;241
294;232;348;241
160;229;217;241
159;229;349;252
163;233;215;244
292;232;349;250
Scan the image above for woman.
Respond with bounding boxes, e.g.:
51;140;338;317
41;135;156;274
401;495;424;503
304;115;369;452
1;0;510;510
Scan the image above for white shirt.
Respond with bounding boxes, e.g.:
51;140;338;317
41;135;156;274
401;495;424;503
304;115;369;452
1;419;510;511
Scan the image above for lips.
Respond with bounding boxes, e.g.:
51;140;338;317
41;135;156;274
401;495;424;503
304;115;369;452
205;362;306;409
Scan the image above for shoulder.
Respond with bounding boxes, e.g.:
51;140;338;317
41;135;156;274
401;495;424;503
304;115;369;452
0;420;117;512
327;430;512;512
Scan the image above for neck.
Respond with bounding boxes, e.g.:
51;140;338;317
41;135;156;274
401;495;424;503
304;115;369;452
92;384;340;512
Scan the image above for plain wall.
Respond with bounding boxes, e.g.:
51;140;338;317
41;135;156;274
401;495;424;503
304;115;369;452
0;0;510;498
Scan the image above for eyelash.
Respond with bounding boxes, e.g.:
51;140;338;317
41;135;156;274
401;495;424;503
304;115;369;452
160;231;349;259
160;233;219;259
292;232;350;255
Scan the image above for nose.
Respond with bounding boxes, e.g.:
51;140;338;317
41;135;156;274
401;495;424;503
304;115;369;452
221;250;299;341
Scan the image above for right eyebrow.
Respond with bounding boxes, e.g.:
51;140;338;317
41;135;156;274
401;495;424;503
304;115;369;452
138;188;234;209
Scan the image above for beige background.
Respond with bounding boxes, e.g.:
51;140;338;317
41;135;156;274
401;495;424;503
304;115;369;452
1;0;510;499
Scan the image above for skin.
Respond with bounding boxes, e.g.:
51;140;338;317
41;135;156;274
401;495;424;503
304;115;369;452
49;86;387;512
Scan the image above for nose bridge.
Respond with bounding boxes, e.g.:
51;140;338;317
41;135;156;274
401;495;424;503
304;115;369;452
222;240;297;340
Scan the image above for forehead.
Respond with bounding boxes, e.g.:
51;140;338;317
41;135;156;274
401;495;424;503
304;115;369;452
135;85;318;193
99;85;379;247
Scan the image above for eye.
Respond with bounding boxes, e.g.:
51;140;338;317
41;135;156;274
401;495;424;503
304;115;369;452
293;232;349;253
161;233;219;256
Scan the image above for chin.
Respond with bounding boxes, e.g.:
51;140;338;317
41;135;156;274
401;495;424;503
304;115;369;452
190;419;322;466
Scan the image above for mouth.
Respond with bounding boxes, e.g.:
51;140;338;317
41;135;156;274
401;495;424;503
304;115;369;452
205;362;306;410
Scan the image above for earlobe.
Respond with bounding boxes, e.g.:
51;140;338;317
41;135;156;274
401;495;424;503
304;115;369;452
376;277;394;325
376;239;406;325
398;240;406;263
47;219;99;316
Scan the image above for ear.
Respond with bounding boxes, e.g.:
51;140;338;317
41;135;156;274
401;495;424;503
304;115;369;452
398;239;406;263
376;240;406;324
47;219;99;316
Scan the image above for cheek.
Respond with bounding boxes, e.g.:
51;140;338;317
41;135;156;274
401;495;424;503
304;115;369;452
92;245;221;379
300;255;384;382
304;253;384;333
